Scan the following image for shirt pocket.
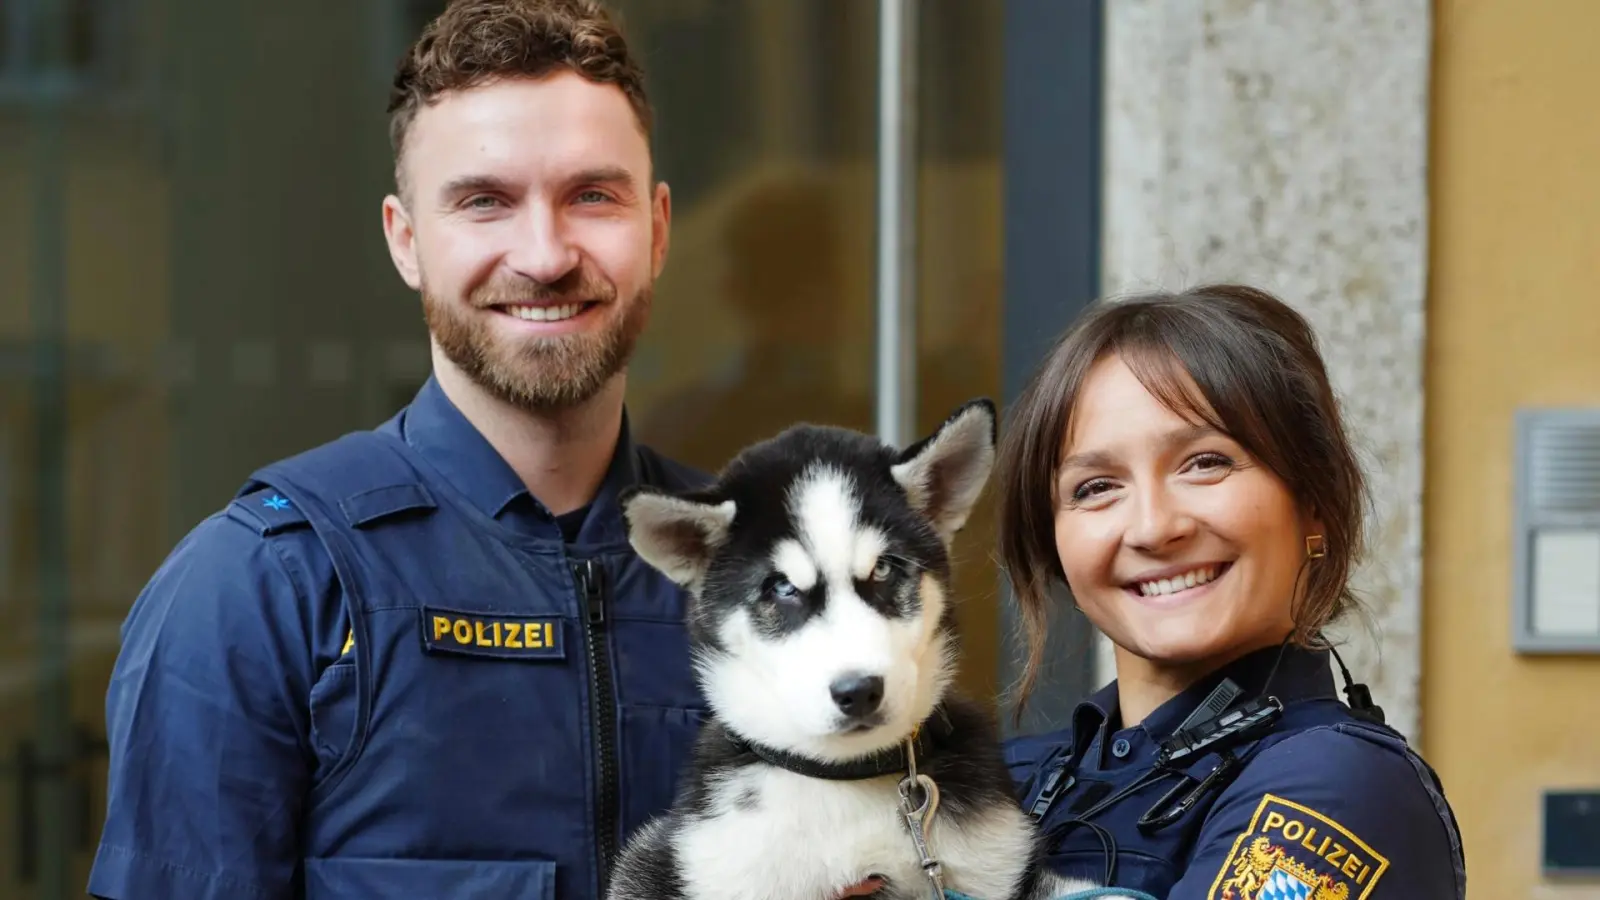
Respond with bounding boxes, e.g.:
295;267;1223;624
303;856;556;899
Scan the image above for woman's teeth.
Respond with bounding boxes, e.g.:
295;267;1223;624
505;303;584;322
1135;565;1220;597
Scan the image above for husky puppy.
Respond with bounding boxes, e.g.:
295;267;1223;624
610;400;1122;900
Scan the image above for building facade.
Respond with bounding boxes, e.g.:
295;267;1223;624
2;1;1596;897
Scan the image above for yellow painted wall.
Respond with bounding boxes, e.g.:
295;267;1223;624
1426;0;1600;896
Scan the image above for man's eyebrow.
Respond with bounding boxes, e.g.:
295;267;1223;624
1057;423;1222;473
569;165;636;188
438;174;514;200
436;167;639;202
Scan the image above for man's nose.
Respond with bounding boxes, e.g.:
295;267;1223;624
506;202;580;285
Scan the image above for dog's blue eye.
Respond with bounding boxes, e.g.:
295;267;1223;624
871;558;894;581
769;577;798;600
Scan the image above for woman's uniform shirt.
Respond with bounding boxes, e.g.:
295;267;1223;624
1003;646;1466;899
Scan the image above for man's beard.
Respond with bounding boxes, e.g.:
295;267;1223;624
423;267;652;413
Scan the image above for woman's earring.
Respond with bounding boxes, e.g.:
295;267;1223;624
1305;534;1327;559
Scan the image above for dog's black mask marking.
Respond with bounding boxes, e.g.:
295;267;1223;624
617;398;998;759
621;398;996;645
697;426;951;646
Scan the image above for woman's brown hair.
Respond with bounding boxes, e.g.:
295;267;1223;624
995;284;1371;709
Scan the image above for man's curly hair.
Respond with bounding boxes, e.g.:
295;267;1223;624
387;0;652;194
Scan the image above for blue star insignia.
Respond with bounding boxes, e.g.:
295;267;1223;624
263;494;291;511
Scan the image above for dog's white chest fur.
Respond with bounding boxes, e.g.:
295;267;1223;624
674;766;1035;900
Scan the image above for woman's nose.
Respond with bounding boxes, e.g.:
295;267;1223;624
1124;484;1196;552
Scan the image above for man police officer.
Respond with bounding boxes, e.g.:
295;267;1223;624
88;2;710;898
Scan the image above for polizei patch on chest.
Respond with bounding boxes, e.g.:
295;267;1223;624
420;607;565;660
1208;793;1389;900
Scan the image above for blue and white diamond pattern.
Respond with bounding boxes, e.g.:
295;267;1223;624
1258;866;1314;900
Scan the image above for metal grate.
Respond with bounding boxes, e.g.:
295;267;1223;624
1530;421;1600;513
1514;408;1600;653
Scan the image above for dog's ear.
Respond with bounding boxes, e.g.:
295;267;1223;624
620;486;737;587
891;398;997;543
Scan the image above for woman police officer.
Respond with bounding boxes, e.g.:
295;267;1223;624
994;285;1466;898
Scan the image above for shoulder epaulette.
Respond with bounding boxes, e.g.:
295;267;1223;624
226;487;311;536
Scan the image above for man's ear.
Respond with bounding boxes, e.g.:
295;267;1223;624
890;398;997;544
650;180;672;280
620;486;736;587
382;193;422;291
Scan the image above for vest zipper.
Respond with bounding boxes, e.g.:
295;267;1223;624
574;558;618;893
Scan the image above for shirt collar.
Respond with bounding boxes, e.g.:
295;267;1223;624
396;375;643;541
1068;642;1338;760
577;411;645;544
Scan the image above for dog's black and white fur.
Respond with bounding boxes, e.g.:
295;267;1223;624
610;400;1124;900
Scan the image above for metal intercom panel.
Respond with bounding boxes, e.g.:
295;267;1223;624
1543;789;1600;877
1513;408;1600;653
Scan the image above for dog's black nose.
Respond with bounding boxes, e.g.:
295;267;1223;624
829;674;884;717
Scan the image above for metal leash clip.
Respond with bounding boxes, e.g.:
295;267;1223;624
897;735;946;899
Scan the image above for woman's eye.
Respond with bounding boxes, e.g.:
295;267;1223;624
1188;452;1234;472
1071;479;1115;502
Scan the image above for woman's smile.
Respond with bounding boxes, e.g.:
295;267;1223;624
1123;560;1233;606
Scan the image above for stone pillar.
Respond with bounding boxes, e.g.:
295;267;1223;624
1098;0;1433;742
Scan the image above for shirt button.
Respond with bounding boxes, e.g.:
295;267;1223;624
1112;738;1132;758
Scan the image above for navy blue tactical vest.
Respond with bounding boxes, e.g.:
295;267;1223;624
1004;648;1467;899
237;426;708;900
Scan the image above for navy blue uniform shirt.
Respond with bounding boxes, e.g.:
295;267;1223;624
1004;645;1466;899
90;377;711;900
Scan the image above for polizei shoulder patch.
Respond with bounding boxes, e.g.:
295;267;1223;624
1208;793;1390;899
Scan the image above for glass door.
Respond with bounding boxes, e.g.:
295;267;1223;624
0;1;1006;896
1;1;164;894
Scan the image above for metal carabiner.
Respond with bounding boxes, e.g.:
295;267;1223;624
897;772;945;899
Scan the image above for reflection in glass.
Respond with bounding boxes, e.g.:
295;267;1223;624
0;2;1004;896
